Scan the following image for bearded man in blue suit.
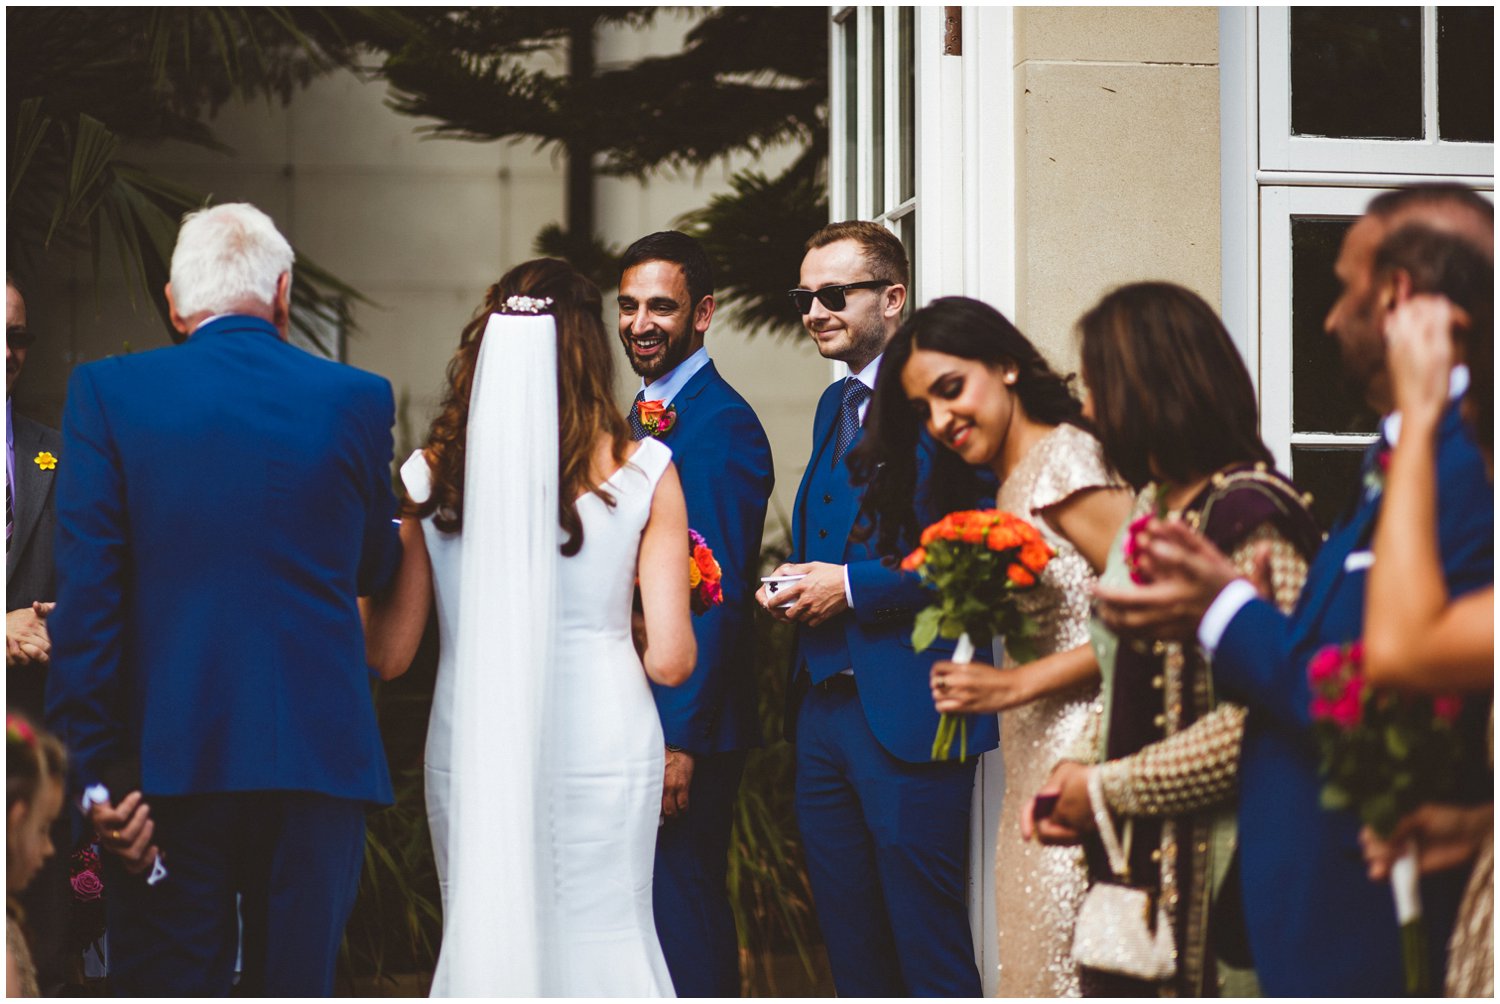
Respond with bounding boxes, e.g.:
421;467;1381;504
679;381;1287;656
1092;185;1493;995
616;230;774;996
758;221;995;996
47;203;402;996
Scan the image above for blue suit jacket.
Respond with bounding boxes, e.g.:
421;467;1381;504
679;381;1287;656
649;361;773;754
47;316;402;806
1213;403;1492;995
787;378;1000;764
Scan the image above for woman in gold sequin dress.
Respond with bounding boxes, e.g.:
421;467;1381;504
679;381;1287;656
1027;284;1321;996
856;297;1133;996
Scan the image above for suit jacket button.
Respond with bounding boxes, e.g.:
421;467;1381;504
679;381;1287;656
823;493;833;504
818;529;829;539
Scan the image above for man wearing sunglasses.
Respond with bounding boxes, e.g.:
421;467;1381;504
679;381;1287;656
758;221;989;996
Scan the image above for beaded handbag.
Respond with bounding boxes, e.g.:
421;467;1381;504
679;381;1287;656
1071;768;1177;981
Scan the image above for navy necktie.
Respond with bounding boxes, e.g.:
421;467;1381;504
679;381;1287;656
832;377;871;468
628;390;649;441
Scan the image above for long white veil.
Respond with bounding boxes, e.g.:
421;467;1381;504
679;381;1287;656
430;311;559;996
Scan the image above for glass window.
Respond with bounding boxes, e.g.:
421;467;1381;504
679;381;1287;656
1290;8;1423;140
871;12;885;213
1290;218;1378;435
842;17;858;216
898;7;915;203
1438;6;1494;143
1292;447;1367;532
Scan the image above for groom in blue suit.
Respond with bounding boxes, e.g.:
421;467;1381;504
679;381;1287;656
759;221;996;996
616;231;774;996
47;203;402;996
1095;186;1493;995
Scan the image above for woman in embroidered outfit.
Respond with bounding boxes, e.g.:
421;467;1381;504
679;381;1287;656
8;713;67;998
855;296;1133;996
1026;283;1321;996
1357;229;1493;997
361;259;695;996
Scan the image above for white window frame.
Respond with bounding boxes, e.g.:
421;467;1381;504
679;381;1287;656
1259;7;1494;177
1223;7;1493;474
1258;185;1389;473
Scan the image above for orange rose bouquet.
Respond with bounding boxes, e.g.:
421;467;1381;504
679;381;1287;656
687;528;723;615
901;509;1054;760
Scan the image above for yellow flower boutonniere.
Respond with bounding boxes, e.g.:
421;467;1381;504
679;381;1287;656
33;452;57;472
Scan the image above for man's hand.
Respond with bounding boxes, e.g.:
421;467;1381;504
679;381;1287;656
89;790;161;875
1094;520;1243;642
1021;761;1093;845
756;562;848;628
6;603;53;666
661;748;695;820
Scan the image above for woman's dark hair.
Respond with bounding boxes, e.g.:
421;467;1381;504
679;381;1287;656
850;296;1085;557
410;258;632;555
1077;282;1273;488
1374;223;1493;451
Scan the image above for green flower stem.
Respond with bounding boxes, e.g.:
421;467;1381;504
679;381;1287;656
932;631;975;762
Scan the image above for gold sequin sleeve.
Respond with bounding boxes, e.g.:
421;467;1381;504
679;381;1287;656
1097;525;1309;817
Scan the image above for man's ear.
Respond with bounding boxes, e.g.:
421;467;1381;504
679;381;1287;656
272;272;292;334
164;283;192;338
883;283;908;319
693;294;715;336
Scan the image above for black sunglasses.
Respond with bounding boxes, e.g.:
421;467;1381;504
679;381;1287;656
7;325;34;351
787;280;893;315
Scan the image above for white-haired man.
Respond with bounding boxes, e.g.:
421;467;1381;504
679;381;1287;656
47;203;403;995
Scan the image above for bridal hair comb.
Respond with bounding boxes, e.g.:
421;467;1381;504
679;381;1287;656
501;294;555;314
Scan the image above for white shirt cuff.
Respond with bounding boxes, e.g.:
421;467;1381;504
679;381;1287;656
842;565;854;609
1198;578;1259;656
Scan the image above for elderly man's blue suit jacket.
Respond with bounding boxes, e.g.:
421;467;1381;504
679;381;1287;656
47;315;401;806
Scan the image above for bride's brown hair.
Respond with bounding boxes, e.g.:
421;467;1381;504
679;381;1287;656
409;258;632;556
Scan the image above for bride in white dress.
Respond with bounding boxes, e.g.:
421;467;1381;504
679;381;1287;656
362;258;696;996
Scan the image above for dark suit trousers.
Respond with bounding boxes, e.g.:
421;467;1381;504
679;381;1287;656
794;684;981;997
103;791;365;996
652;749;748;996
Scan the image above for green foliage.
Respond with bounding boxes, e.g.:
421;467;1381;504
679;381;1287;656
371;7;829;337
727;526;823;994
6;7;408;352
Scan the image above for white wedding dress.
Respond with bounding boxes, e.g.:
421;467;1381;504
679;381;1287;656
405;310;675;996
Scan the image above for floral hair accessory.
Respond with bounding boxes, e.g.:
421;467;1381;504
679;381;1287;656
636;400;677;438
34;451;57;471
501;295;554;315
6;714;37;747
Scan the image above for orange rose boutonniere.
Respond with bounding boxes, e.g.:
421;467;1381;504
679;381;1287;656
33;451;57;471
636;400;677;438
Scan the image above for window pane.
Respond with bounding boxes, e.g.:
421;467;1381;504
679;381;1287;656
871;11;886;213
1290;8;1422;140
1292;446;1369;532
898;6;915;203
843;18;858;217
1291;218;1380;435
1438;7;1494;142
899;214;916;315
